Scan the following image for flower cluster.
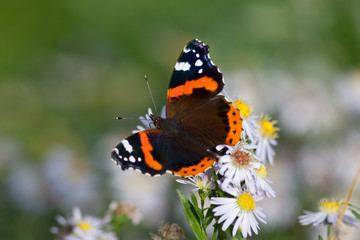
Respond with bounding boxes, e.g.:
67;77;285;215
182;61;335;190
51;202;142;240
175;97;279;239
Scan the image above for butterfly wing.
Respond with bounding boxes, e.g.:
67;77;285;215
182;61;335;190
165;138;216;177
166;39;224;118
182;95;242;148
111;129;166;176
166;39;242;149
111;129;216;177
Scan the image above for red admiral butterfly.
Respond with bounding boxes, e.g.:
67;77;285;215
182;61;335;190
111;39;242;177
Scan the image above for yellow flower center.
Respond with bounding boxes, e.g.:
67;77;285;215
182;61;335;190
258;115;279;139
318;199;341;214
256;165;267;177
77;221;93;231
234;99;253;118
237;192;256;211
196;178;203;187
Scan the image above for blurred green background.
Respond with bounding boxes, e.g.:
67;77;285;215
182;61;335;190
1;0;360;239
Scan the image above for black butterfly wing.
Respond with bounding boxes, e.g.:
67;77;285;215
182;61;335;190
165;138;216;177
111;129;167;176
111;129;216;177
166;39;224;119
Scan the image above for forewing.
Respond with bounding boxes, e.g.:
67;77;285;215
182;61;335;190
166;39;224;118
111;129;167;176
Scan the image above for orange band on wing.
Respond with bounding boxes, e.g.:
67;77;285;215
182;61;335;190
225;104;242;146
173;157;216;177
167;76;219;101
139;132;162;171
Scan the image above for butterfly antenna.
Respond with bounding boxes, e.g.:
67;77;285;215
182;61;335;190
145;75;158;115
116;117;138;120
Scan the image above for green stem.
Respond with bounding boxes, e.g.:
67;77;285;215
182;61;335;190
212;231;217;240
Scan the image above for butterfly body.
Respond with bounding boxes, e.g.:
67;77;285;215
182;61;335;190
150;115;184;139
150;113;218;158
111;39;242;177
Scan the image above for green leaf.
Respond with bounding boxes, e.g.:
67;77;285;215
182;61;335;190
326;224;332;237
348;203;360;211
191;192;199;207
351;209;360;221
177;189;207;240
190;193;204;220
318;234;324;240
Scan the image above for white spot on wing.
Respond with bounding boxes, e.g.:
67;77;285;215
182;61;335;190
196;53;200;58
175;62;191;71
198;69;203;74
183;47;191;53
137;157;142;162
112;148;119;154
195;59;203;67
121;140;133;153
129;156;136;163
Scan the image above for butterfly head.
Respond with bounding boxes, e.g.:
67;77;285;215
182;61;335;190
149;114;162;129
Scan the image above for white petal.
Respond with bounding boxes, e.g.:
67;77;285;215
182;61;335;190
210;197;236;205
72;206;82;222
241;213;250;238
221;211;238;230
232;214;242;236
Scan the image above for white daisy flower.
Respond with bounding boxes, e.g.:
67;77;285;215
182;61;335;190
254;164;276;198
299;198;359;227
256;114;279;165
216;144;262;192
51;207;117;240
132;106;166;133
210;185;266;237
69;207;105;239
176;172;214;193
234;98;260;143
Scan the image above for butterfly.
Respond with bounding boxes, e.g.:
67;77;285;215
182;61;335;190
111;39;242;177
